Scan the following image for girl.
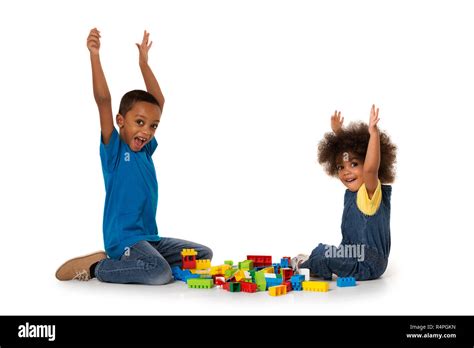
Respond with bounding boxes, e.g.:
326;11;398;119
292;105;397;280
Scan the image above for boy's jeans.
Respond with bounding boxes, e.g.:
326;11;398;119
95;238;213;285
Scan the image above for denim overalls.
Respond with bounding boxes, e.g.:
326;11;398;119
302;185;392;280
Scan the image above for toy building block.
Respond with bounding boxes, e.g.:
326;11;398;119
224;260;234;266
255;271;267;291
268;285;287;296
229;282;241;292
280;268;294;281
260;267;275;274
337;277;356;287
298;268;310;281
214;276;226;286
291;274;305;282
264;273;276;279
234;270;246;282
280;257;291;268
240;282;258;293
272;263;280;275
196;259;211;270
225;268;238;280
302;281;329;292
283;281;292;292
187;278;214;289
247;255;272;267
209;264;231;276
172;266;194;282
190;269;211;275
181;249;198;269
265;277;283;289
238;260;254;271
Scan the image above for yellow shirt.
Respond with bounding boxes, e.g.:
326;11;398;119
356;180;382;216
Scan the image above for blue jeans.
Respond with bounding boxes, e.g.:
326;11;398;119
95;238;213;285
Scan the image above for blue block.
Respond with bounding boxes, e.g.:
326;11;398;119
272;263;280;274
337;277;356;287
291;282;302;291
280;258;289;268
171;266;184;281
265;277;283;289
290;275;305;283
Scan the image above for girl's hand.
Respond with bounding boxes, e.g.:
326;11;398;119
331;110;344;134
368;104;380;135
136;30;153;65
87;28;101;55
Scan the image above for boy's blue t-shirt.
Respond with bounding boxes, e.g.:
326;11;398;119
100;128;160;259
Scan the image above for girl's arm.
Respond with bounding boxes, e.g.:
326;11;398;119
88;28;114;144
331;110;344;134
363;104;381;198
136;31;165;111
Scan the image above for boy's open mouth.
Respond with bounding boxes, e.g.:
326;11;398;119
133;136;147;148
345;178;356;183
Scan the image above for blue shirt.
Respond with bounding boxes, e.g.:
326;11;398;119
100;129;160;259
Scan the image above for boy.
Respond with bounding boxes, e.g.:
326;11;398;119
56;28;212;284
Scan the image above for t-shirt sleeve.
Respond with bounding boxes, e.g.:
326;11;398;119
356;180;382;216
100;128;120;172
145;136;158;156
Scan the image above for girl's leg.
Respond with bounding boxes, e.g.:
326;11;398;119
301;243;387;281
150;237;213;267
95;240;173;285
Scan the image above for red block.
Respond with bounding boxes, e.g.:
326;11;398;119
283;281;292;292
247;255;272;267
240;282;257;293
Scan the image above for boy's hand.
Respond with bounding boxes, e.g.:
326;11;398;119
136;30;153;65
87;28;101;55
368;104;380;135
331;110;344;134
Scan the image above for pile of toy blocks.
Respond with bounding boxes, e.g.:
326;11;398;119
171;249;356;296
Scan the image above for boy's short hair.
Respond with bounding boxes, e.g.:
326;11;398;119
318;122;397;183
118;90;161;116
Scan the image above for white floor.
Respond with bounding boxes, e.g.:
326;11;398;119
3;257;472;315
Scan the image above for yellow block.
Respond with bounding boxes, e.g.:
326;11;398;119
269;285;287;296
209;264;231;276
181;248;198;256
190;269;210;275
261;267;274;274
196;259;211;270
302;281;329;292
234;270;245;281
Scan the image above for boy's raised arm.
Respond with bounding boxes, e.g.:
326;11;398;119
363;104;381;197
88;28;114;144
136;31;165;111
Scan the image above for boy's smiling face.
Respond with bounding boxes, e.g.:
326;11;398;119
336;152;365;192
116;101;161;152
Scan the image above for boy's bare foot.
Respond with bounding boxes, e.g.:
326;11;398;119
55;251;107;281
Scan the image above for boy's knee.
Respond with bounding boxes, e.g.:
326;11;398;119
199;246;213;261
145;258;173;285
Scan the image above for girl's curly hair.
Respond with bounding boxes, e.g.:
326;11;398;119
318;122;397;183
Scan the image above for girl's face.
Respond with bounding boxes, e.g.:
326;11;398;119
336;152;364;192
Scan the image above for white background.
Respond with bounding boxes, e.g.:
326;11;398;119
0;0;473;314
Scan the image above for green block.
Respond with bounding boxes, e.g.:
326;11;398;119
238;260;254;271
224;260;234;266
255;271;266;291
229;282;241;292
187;278;214;289
225;268;238;278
